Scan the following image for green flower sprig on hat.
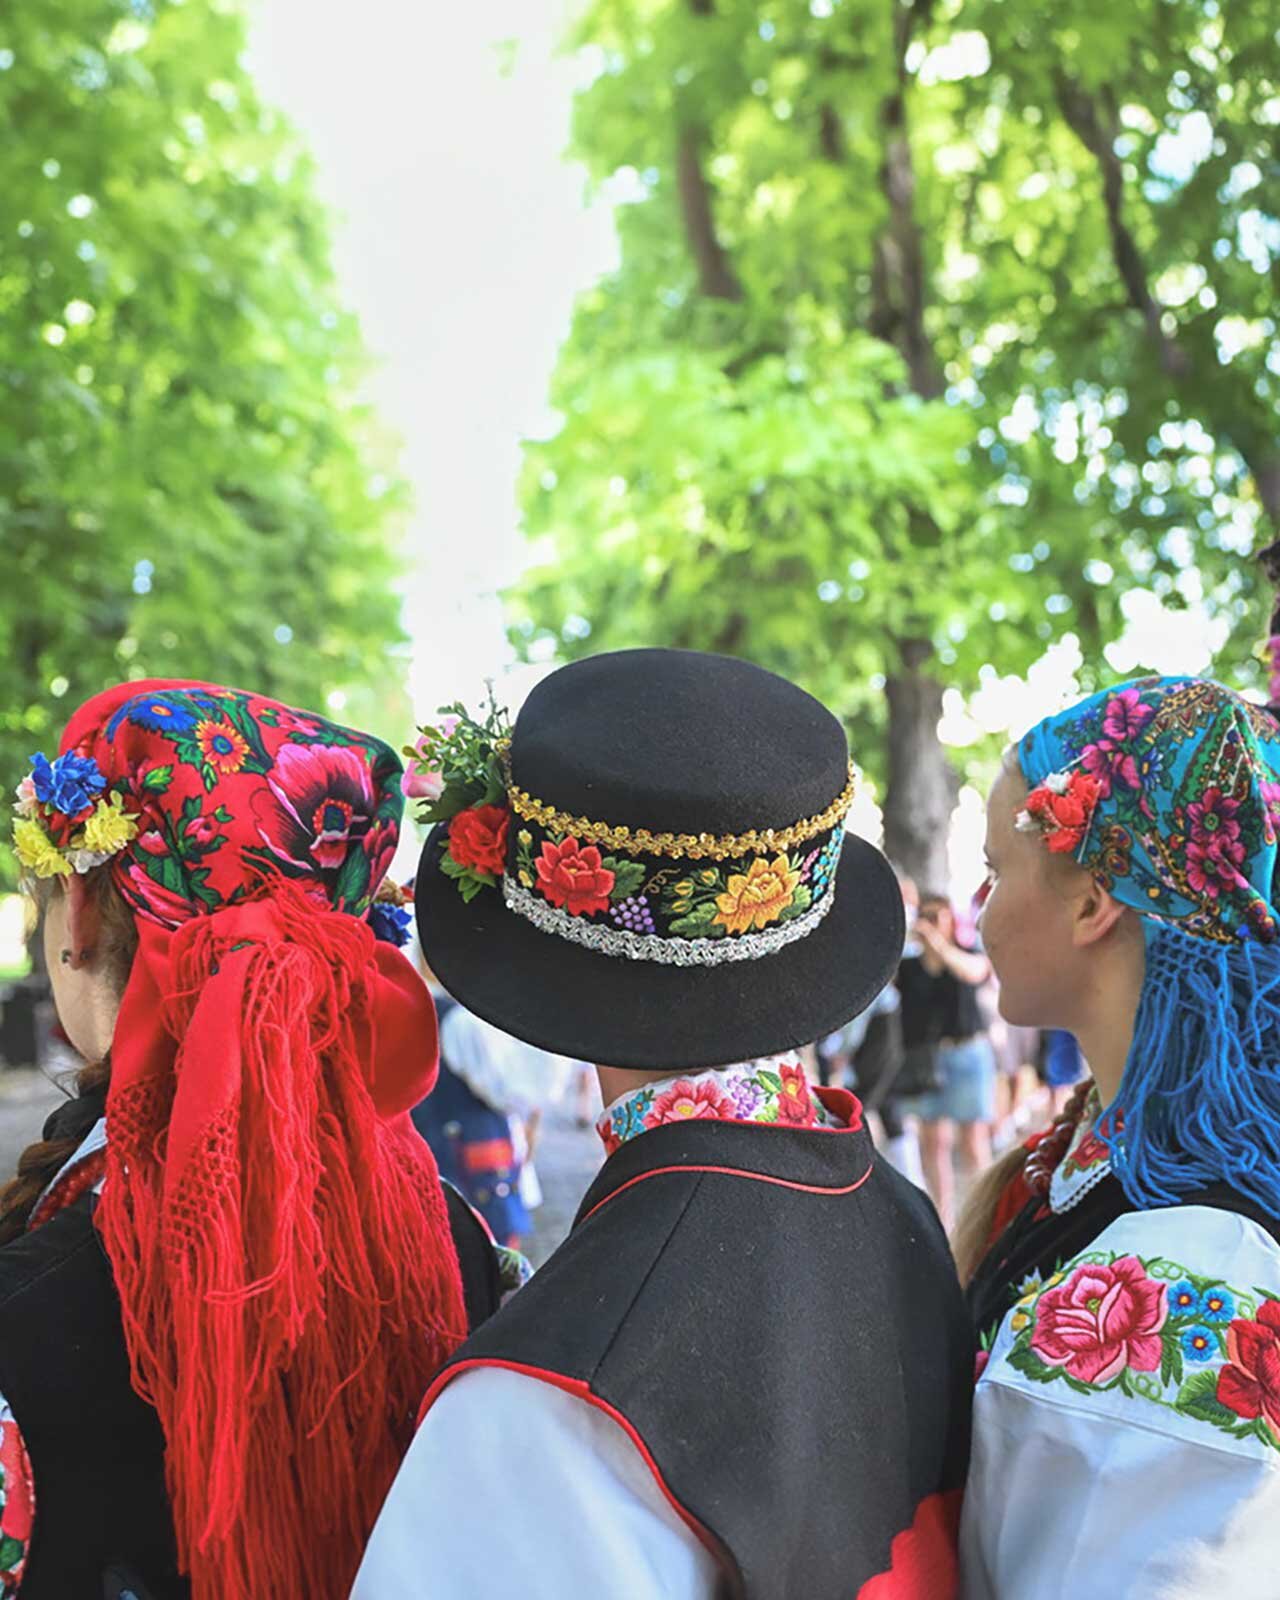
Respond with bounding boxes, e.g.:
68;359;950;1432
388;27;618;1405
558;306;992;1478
403;693;513;903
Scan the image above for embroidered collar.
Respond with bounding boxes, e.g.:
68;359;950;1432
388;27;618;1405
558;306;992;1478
1048;1087;1113;1213
597;1058;845;1155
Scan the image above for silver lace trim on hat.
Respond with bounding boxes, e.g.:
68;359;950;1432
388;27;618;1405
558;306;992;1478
502;876;837;965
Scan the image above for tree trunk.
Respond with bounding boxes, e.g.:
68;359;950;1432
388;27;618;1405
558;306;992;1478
883;641;957;891
863;0;954;886
675;125;743;303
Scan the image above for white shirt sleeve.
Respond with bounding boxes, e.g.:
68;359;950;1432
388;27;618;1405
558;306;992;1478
961;1205;1280;1600
352;1367;722;1599
439;1008;574;1119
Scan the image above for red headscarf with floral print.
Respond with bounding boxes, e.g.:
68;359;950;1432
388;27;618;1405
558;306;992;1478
52;680;466;1600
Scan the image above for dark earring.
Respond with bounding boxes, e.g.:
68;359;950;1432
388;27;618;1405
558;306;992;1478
60;949;72;965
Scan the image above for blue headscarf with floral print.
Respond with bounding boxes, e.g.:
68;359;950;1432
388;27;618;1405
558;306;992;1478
1019;676;1280;1216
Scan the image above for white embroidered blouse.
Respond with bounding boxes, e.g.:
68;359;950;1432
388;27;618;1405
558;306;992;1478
961;1100;1280;1600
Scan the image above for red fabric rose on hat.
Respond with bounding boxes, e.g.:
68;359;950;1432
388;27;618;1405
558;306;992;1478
536;836;616;917
448;804;511;877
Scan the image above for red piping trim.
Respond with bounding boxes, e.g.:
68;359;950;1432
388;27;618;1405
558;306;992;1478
580;1156;874;1225
417;1358;734;1575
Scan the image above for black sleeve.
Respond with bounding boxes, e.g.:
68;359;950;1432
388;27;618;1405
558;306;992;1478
442;1180;503;1332
851;1009;904;1110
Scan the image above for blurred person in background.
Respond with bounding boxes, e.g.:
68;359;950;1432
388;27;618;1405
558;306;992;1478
898;893;994;1227
819;982;925;1188
412;983;573;1251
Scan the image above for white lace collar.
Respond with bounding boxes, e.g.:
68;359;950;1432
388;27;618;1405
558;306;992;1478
1048;1088;1112;1213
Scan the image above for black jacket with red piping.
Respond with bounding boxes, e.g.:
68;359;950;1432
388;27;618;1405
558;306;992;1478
419;1088;973;1599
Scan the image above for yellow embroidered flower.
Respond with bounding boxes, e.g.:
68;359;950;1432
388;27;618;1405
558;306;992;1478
518;869;533;888
13;817;71;878
714;854;801;935
1011;1310;1031;1333
517;829;533;848
78;793;139;857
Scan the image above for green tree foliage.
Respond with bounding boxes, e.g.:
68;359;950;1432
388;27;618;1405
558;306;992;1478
0;0;408;818
511;0;1277;883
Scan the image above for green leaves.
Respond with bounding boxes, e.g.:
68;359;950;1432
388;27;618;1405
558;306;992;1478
603;857;647;902
141;765;174;792
1175;1369;1235;1426
0;0;408;884
509;0;1272;812
669;905;727;938
778;884;813;923
439;852;498;905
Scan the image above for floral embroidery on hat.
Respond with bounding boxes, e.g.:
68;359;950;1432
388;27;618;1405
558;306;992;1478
412;690;855;972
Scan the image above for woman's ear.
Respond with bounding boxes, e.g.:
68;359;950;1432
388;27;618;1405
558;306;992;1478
1071;879;1129;950
65;874;103;970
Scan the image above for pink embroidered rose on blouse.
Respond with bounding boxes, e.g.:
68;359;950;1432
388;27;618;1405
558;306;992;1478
1030;1256;1167;1385
644;1078;737;1129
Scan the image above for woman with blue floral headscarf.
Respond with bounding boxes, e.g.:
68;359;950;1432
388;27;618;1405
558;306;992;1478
959;677;1280;1600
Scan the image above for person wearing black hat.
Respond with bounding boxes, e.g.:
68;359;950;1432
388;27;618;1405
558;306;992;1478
353;650;973;1600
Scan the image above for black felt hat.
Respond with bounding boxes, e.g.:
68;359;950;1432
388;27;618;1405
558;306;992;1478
416;649;903;1070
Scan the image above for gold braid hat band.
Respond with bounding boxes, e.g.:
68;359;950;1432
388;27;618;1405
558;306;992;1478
497;742;857;862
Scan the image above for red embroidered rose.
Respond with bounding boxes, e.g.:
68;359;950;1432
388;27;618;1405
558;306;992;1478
1216;1298;1280;1442
536;836;616;917
1023;771;1103;855
0;1418;33;1543
1030;1255;1167;1384
448;805;511;877
776;1061;814;1125
644;1078;738;1128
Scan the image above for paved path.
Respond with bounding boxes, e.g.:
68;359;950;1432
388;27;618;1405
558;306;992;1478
526;1091;604;1267
0;1066;67;1179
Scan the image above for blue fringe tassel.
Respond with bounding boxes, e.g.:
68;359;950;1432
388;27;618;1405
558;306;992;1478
1103;920;1280;1216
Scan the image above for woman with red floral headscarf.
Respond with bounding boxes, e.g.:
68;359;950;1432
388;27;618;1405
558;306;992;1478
0;681;502;1600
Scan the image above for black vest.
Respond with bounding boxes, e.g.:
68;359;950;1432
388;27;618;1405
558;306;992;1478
424;1104;974;1599
0;1183;500;1600
968;1171;1280;1345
